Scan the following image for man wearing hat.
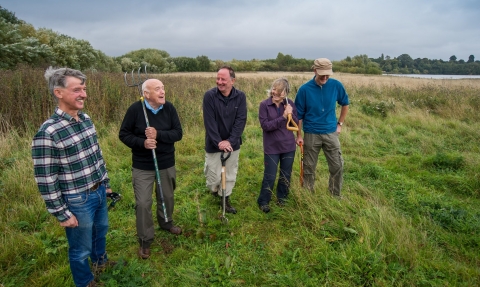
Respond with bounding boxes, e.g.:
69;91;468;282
294;58;349;197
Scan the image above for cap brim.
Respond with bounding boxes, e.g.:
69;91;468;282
315;69;333;76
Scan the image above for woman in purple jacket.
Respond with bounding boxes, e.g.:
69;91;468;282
257;78;299;213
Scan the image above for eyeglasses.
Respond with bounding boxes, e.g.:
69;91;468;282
318;75;330;79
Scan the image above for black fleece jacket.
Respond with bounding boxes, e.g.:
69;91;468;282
119;101;183;170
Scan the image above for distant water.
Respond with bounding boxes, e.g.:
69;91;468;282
383;74;480;79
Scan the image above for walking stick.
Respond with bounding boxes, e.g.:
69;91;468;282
299;142;304;187
124;67;169;223
220;151;231;224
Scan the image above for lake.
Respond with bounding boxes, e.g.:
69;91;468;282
383;74;480;79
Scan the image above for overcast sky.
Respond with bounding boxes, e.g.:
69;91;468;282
2;0;479;61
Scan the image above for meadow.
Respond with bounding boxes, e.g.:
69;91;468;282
0;68;479;286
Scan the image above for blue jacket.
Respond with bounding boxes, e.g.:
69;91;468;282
295;77;349;134
203;86;247;153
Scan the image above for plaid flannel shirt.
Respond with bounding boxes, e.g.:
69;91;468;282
32;107;110;222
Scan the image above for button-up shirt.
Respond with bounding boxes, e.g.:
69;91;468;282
259;97;298;154
32;107;110;222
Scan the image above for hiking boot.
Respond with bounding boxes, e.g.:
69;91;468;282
87;280;97;287
165;225;182;235
221;196;237;214
259;205;270;213
138;247;151;259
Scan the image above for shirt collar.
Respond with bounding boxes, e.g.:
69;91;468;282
144;100;163;114
54;107;84;122
313;75;330;87
267;96;287;106
216;86;235;97
267;97;277;106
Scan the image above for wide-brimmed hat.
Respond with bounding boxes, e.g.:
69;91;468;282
311;58;333;75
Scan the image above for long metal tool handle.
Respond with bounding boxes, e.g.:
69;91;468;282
141;97;169;223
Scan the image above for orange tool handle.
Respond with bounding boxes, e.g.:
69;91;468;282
286;114;299;131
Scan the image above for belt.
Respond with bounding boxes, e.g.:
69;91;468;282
90;181;102;191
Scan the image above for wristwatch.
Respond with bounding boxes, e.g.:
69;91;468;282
337;122;343;126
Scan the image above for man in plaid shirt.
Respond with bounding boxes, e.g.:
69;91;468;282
32;67;113;287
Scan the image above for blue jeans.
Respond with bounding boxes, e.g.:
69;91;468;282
257;151;295;206
63;183;109;287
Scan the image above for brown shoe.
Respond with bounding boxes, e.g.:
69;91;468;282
168;226;182;235
138;247;150;259
87;280;97;287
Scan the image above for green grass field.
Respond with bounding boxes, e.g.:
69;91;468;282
1;69;479;286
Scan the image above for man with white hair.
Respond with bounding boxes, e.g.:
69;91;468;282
119;78;183;260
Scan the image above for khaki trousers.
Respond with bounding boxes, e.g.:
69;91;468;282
303;132;344;196
204;149;240;197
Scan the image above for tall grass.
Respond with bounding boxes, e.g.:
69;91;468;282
0;69;479;286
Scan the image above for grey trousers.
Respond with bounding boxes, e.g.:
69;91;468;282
204;149;240;197
132;166;176;248
303;132;344;196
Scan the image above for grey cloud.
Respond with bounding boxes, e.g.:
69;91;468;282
2;0;479;61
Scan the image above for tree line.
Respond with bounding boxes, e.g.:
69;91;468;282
371;54;480;75
1;6;479;75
